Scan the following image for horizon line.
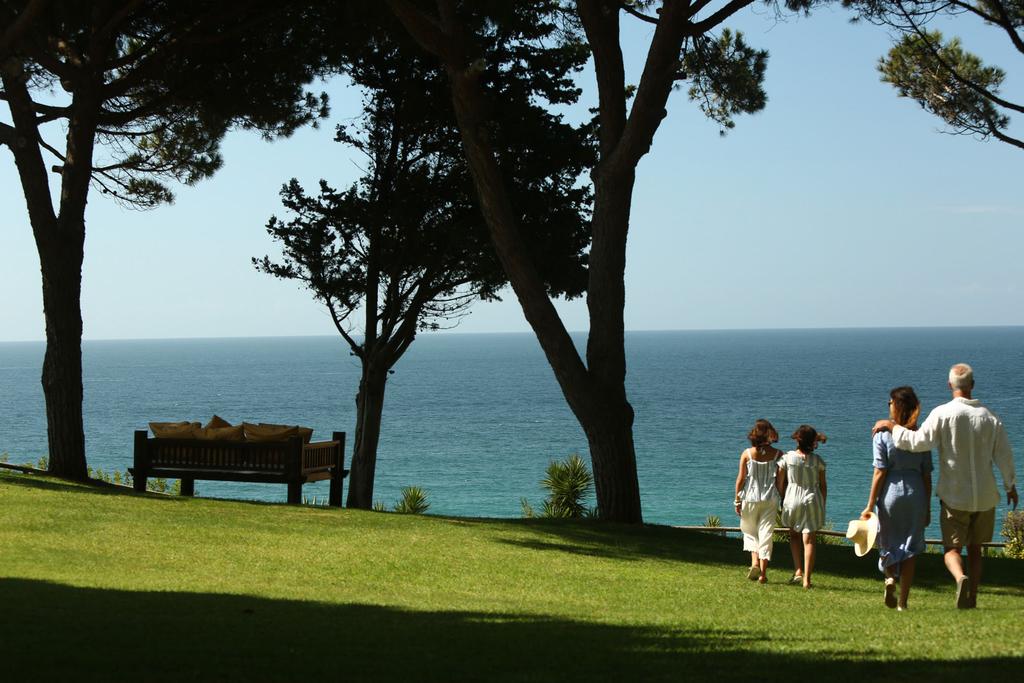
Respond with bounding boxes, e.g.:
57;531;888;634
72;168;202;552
2;323;1023;344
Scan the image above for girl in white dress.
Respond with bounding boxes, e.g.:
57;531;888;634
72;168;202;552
734;419;785;583
780;425;828;589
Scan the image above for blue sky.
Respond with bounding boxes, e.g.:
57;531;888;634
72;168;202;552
2;7;1022;342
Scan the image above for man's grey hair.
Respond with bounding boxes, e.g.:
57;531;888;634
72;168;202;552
949;363;975;391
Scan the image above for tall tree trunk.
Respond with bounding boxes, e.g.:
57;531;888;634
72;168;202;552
346;364;389;509
387;0;645;522
583;400;640;522
2;65;93;480
36;227;88;480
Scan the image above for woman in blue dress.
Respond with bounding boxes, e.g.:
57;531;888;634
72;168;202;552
861;386;933;611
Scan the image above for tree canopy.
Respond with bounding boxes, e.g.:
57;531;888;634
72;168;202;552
257;25;593;508
847;0;1024;151
387;0;814;522
0;0;352;478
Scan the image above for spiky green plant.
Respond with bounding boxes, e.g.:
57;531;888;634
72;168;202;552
522;453;594;519
372;501;388;513
394;486;430;515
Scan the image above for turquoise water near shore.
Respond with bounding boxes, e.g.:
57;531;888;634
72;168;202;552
1;328;1022;527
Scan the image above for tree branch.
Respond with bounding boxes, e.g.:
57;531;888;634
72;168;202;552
385;0;453;62
578;0;628;160
970;0;1024;56
684;0;717;19
0;120;15;147
326;297;363;357
605;0;692;173
688;0;755;35
908;16;1024;115
620;2;660;24
989;122;1024;151
0;68;58;229
0;0;50;60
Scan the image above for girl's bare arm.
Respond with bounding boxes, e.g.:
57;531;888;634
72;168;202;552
735;450;749;515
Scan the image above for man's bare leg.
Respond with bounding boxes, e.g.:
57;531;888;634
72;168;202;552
966;544;983;606
943;547;965;581
945;546;971;608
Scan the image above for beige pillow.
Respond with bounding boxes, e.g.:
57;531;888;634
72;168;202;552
243;423;300;442
195;424;245;441
256;422;314;443
149;421;200;439
204;415;232;429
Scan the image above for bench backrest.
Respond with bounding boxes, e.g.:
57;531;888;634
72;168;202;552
135;431;302;474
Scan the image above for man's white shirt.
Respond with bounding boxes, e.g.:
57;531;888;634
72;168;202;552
891;397;1016;512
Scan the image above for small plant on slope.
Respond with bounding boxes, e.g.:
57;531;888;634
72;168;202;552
394;486;430;514
522;453;595;519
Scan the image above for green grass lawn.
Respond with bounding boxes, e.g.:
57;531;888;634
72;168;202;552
1;471;1022;681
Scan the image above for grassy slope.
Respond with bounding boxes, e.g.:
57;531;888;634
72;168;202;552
1;471;1022;682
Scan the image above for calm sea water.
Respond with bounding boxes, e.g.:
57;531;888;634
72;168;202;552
1;328;1022;527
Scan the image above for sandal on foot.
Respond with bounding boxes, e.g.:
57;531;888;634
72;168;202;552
884;578;897;609
747;565;761;581
787;574;802;585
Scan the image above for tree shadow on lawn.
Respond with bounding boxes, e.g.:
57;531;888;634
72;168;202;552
494;520;1024;592
0;471;185;501
0;471;312;508
1;578;1019;682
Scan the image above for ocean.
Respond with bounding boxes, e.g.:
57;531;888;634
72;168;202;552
1;328;1022;528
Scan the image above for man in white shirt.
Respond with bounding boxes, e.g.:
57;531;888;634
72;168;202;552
874;363;1017;609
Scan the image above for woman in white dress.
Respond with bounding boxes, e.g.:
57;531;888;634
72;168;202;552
780;425;828;589
734;419;785;583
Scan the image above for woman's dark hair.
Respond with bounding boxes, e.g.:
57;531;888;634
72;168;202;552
890;386;920;428
747;419;779;447
791;425;827;452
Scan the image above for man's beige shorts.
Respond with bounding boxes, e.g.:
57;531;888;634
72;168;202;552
940;502;995;548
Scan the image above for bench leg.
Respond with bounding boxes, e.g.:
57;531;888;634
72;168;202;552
180;478;195;497
329;471;343;508
133;473;147;493
287;481;302;505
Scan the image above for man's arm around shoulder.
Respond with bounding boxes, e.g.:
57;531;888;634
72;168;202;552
890;408;941;453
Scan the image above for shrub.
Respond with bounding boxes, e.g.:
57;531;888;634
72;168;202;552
1003;511;1024;560
394;486;429;514
522;453;595;519
372;501;388;513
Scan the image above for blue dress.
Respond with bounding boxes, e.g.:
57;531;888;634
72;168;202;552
872;431;933;574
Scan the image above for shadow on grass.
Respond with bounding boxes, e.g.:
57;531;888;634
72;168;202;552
0;471;150;498
1;578;1019;682
0;471;302;508
493;519;1024;592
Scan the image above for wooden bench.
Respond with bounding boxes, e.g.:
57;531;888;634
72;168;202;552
131;430;348;506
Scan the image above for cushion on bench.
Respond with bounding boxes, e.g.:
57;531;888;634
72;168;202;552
245;422;314;443
149;421;201;439
195;424;245;441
